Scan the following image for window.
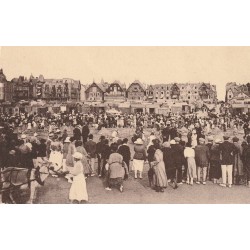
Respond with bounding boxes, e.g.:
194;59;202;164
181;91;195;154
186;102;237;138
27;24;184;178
182;87;184;89
188;96;190;99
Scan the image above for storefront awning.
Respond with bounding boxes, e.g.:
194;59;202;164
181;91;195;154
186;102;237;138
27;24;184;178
118;103;130;108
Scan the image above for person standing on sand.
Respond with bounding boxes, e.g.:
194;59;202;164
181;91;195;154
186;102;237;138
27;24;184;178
69;152;88;204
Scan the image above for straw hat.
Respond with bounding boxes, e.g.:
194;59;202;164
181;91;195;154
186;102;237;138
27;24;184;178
21;134;27;139
162;141;170;148
134;138;143;145
207;135;214;142
72;152;83;160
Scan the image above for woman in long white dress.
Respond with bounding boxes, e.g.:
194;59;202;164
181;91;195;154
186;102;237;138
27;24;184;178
69;152;88;203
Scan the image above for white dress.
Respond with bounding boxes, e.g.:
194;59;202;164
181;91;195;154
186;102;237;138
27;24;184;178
69;161;88;202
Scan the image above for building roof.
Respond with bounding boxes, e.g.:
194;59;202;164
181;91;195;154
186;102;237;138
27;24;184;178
127;80;146;91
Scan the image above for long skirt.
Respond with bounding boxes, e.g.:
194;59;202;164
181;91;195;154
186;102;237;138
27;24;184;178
210;160;221;180
133;159;144;172
69;173;88;201
154;162;168;188
187;157;197;179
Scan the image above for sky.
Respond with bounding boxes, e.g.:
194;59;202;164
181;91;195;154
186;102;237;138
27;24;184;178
1;46;250;100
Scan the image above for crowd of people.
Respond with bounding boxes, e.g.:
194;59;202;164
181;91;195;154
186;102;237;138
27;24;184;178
1;109;250;203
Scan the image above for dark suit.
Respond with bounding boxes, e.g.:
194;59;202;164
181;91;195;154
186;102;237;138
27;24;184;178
85;140;97;174
82;125;90;144
118;144;131;170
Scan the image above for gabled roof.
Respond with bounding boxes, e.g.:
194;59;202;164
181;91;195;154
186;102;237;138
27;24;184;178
85;82;105;93
127;80;146;91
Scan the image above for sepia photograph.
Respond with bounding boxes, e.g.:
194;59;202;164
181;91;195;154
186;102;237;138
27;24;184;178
2;1;250;250
1;46;250;204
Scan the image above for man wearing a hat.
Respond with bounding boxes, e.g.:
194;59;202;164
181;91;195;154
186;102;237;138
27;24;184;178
171;136;185;184
96;135;106;177
194;138;210;185
85;134;97;176
162;122;171;142
218;135;237;188
232;137;244;184
242;136;250;187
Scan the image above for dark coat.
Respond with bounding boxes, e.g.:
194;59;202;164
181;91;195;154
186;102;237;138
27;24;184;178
85;140;97;158
82;125;90;141
194;144;210;167
147;145;156;162
73;127;82;141
219;141;237;165
162;147;175;170
101;144;111;160
117;144;131;165
171;144;185;167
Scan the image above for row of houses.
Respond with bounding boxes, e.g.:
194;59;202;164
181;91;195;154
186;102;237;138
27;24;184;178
85;80;217;104
225;82;250;114
0;68;217;107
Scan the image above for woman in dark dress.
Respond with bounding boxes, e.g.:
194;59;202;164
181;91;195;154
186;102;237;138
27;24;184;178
209;138;222;183
162;141;177;188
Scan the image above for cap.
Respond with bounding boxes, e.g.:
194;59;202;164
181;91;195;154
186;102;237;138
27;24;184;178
64;137;71;143
170;140;176;145
199;138;205;143
207;135;214;142
21;134;27;139
232;137;239;142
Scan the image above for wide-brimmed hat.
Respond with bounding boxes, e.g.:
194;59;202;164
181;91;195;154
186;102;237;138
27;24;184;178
55;129;61;134
223;135;230;140
49;133;54;137
72;152;83;159
162;141;170;148
64;137;71;143
215;138;222;144
174;137;180;142
134;138;143;145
